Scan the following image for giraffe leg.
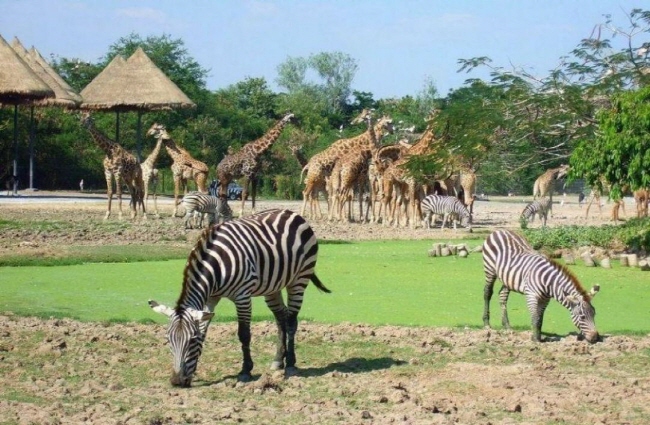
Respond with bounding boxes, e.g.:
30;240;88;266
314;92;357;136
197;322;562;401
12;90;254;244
115;175;124;220
173;176;181;217
104;170;113;220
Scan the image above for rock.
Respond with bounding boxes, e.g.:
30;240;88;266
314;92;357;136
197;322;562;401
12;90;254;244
582;253;595;267
620;255;629;267
458;249;468;258
563;253;575;265
628;253;639;267
639;260;650;271
600;257;611;269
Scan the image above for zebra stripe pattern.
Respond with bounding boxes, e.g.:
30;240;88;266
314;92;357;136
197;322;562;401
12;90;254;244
181;193;232;229
420;194;472;230
520;197;551;227
482;229;600;343
149;209;330;386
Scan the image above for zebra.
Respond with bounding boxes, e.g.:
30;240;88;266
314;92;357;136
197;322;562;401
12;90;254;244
482;229;600;343
149;209;330;386
180;192;232;229
520;197;551;227
420;194;472;231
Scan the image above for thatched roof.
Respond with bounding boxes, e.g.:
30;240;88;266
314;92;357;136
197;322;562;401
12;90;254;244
0;34;54;104
80;47;195;111
11;37;81;108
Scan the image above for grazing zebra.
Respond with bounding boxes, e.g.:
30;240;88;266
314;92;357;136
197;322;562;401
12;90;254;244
181;192;231;229
149;209;330;386
420;194;472;231
482;229;600;343
520;197;551;227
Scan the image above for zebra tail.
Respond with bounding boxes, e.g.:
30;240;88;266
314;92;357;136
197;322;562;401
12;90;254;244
311;274;331;293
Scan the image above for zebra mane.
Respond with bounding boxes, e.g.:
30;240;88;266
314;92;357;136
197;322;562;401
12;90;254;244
547;258;591;300
176;227;214;309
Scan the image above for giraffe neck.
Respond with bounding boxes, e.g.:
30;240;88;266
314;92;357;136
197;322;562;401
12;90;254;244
291;149;308;168
163;139;184;162
243;118;289;157
143;137;164;169
410;127;436;155
85;121;117;155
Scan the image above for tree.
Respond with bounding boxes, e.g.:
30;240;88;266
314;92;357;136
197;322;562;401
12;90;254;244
276;51;358;116
570;86;650;199
454;8;650;187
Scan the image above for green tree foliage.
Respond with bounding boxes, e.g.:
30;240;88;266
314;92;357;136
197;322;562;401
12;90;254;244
454;8;650;194
570;86;650;199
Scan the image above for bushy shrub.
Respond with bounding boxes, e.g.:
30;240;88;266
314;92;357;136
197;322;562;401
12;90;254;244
522;217;650;252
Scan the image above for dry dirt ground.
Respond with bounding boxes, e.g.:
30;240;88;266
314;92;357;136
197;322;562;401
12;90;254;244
1;191;648;425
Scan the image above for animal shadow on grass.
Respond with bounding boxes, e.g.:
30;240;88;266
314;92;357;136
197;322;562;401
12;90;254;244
192;357;405;387
540;331;606;343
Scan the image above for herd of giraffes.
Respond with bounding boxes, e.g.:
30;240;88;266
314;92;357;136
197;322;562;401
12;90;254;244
80;111;294;220
80;109;649;225
295;108;480;229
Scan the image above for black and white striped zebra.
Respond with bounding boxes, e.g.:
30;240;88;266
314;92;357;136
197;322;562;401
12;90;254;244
520;197;551;227
149;209;330;386
181;193;232;229
482;229;600;343
420;194;472;231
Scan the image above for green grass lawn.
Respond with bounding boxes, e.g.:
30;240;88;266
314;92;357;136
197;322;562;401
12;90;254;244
1;239;648;335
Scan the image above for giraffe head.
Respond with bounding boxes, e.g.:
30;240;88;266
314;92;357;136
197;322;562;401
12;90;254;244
79;111;93;128
375;115;395;137
147;123;170;140
281;112;295;124
350;108;374;125
556;164;570;180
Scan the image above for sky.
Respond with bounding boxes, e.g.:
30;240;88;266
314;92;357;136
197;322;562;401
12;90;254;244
1;0;648;99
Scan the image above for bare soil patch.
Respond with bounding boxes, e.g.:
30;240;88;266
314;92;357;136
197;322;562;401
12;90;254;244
1;192;646;424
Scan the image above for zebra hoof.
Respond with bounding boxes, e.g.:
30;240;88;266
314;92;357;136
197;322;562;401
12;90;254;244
237;373;253;383
270;361;284;371
284;367;298;378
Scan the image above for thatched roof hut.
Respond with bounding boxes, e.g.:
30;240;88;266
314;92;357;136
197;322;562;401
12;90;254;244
0;34;53;104
80;47;195;111
11;37;81;108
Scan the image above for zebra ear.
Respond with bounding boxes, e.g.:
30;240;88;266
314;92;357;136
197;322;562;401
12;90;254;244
187;308;215;323
148;300;175;317
589;285;600;298
565;294;581;306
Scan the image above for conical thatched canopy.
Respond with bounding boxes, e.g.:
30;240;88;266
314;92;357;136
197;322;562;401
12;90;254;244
11;37;81;108
80;47;195;111
0;34;54;104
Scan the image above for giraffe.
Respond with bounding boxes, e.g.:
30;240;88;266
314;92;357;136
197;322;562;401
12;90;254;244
301;111;394;220
368;141;412;223
329;111;378;222
633;188;649;217
80;112;145;220
216;112;295;216
139;134;164;216
584;180;628;221
380;121;445;228
532;164;570;215
146;123;209;216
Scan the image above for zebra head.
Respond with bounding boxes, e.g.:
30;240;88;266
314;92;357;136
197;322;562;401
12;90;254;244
566;285;600;343
149;300;214;387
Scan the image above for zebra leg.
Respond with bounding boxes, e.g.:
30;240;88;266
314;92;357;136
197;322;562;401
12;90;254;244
285;310;299;374
236;319;254;381
265;293;288;371
498;285;512;329
528;296;550;342
235;298;254;381
183;211;193;229
482;272;496;328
